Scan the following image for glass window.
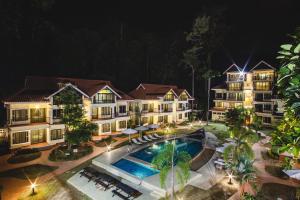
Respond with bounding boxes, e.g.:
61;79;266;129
142;117;148;124
164;91;174;101
228;83;242;91
50;129;63;140
53;109;63;119
255;82;271;91
263;117;271;124
12;131;29;144
158;116;163;123
102;123;111;132
119;105;126;113
101;107;111;115
179;92;188;101
179;114;182;119
149;103;154;112
31;129;46;144
92;108;98;119
118;121;126;129
142;104;148;111
185;113;188;118
215;93;223;99
12;109;28;121
93;89;115;103
30;108;46;123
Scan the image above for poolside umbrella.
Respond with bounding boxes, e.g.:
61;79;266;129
283;169;300;180
147;124;159;129
122;128;138;142
135;126;149;137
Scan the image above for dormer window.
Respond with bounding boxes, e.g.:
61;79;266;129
164;91;174;101
93;89;115;104
179;92;188;101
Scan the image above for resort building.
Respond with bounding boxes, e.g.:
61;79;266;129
2;77;192;149
211;61;284;125
129;83;193;126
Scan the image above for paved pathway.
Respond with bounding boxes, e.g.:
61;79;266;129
0;137;128;200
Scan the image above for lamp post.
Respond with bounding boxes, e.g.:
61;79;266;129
227;172;234;185
31;183;36;195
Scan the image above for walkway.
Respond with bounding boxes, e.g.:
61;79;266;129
0;137;128;200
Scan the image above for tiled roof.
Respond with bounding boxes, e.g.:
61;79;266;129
211;83;226;90
129;83;192;100
4;76;131;102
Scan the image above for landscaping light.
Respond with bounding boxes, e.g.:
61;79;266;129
30;182;37;195
166;126;170;132
107;144;112;152
227;172;234;185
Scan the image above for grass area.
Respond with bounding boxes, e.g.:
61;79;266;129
0;164;58;179
265;165;289;179
200;122;229;142
49;144;93;161
173;179;237;200
257;183;297;200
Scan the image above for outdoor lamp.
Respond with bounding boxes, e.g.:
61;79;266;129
31;183;37;195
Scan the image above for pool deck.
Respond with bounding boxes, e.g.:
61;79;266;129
90;133;214;198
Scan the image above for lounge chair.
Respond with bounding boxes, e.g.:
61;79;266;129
95;178;110;191
143;135;152;141
112;189;130;200
154;133;163;138
115;181;142;199
137;137;147;143
132;138;142;145
148;135;158;140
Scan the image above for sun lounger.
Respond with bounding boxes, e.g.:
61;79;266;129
154;133;163;138
95;178;110;191
79;167;98;182
143;136;152;141
115;182;142;199
112;189;130;200
132;138;142;145
148;135;158;140
137;137;147;143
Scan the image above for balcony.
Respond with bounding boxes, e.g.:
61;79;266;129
252;76;274;81
227;96;244;101
92;100;115;104
9;117;49;126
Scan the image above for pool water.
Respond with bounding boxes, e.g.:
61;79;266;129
112;158;159;179
130;138;203;163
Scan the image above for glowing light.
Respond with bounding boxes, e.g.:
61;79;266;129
226;172;235;185
29;181;38;195
166;126;170;132
152;144;158;149
106;144;112;152
34;105;40;109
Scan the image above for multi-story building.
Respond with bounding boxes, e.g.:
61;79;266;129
3;76;133;149
129;84;193;125
2;78;192;149
211;61;284;126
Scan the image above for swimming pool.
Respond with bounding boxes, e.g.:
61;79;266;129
130;138;203;163
112;158;159;179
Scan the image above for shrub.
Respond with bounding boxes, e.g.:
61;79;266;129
49;144;93;161
7;148;41;164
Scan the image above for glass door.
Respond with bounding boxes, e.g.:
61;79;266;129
31;129;46;144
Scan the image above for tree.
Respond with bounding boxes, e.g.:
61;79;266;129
276;27;300;117
271;109;300;160
225;107;253;128
251;114;263;135
55;87;98;150
152;143;191;199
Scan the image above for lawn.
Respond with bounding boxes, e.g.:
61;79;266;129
0;164;58;179
7;149;42;164
49;144;93;161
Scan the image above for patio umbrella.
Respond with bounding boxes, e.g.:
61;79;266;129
135;126;149;137
122;128;138;142
283;169;300;180
147;124;159;129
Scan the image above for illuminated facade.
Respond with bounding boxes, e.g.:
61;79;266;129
211;61;284;125
3;77;192;149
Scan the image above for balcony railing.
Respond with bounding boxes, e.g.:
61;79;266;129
92;100;115;104
9;117;50;126
252;76;274;81
227;97;244;101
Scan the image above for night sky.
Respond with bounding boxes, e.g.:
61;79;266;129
0;0;299;98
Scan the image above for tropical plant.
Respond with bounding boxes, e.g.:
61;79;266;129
225;107;253;128
276;27;300;117
282;157;293;170
223;126;256;163
242;192;257;200
152;142;191;199
55;87;98;150
251;114;263;135
271;109;300;160
230;156;256;196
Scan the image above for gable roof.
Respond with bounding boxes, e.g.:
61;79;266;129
211;83;227;90
130;83;193;100
250;60;276;71
4;76;129;102
223;64;243;74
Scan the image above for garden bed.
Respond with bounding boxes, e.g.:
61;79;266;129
265;165;289;179
257;183;297;200
0;164;58;179
7;148;41;164
49;144;93;161
94;136;117;147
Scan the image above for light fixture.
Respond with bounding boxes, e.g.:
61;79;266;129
31;182;37;195
107;144;112;152
227;172;234;185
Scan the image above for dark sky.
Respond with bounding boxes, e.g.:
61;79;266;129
0;0;299;96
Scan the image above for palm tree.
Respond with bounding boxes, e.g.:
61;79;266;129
223;126;256;163
152;142;191;199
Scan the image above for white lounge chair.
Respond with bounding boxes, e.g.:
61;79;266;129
143;136;152;141
132;138;142;145
137;137;147;143
148;135;158;140
154;133;163;138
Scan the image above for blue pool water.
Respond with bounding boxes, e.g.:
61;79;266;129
112;158;159;179
130;138;203;163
